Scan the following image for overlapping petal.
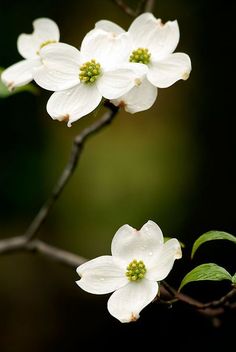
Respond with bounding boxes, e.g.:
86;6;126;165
111;220;164;266
146;238;182;281
17;18;60;59
47;83;102;127
110;77;157;113
76;256;127;294
1;58;41;90
97;63;146;99
147;52;191;88
33;43;81;91
95;20;125;34
128;13;180;60
80;29;131;69
107;280;158;322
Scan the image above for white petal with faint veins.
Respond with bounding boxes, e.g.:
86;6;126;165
111;220;164;266
33;43;80;91
76;256;128;294
146;238;182;281
80;29;131;69
147;52;191;88
111;77;157;113
46;83;102;126
17;18;60;59
95;20;125;34
1;58;41;90
97;68;139;99
107;280;158;322
128;13;180;60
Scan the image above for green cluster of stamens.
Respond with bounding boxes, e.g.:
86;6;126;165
126;259;147;281
129;48;151;65
79;59;101;84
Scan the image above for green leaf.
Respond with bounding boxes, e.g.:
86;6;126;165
0;67;39;98
191;231;236;258
164;236;185;248
232;273;236;285
179;263;232;291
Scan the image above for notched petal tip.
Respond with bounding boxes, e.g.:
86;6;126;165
129;312;139;322
182;71;190;80
52;113;72;127
61;114;70;122
175;245;182;259
6;81;15;92
117;100;127;109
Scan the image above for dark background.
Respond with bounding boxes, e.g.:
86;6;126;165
0;0;235;350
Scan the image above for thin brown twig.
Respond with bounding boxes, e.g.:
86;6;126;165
23;102;119;242
161;281;236;316
113;0;154;17
0;102;118;262
0;235;85;267
113;0;138;17
144;0;155;12
27;239;86;267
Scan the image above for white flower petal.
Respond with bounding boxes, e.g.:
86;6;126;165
147;52;191;88
95;20;125;34
17;18;60;59
128;13;157;46
47;83;102;127
111;77;157;113
107;279;158;322
96;69;133;99
111;220;164;266
128;13;179;60
32;17;60;41
146;238;182;281
146;20;180;60
80;29;131;69
76;255;127;294
33;43;80;91
1;58;41;90
139;220;164;245
97;63;147;99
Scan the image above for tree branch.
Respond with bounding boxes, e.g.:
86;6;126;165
0;235;85;267
23;102;119;242
144;0;155;12
113;0;155;17
27;239;86;267
161;280;236;320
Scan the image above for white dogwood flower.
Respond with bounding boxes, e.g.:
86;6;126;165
34;29;146;126
76;220;182;323
1;18;60;90
95;13;191;113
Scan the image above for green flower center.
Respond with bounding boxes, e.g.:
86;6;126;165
126;259;147;281
129;48;151;65
79;59;101;84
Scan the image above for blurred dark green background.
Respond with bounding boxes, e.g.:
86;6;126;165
0;0;235;350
